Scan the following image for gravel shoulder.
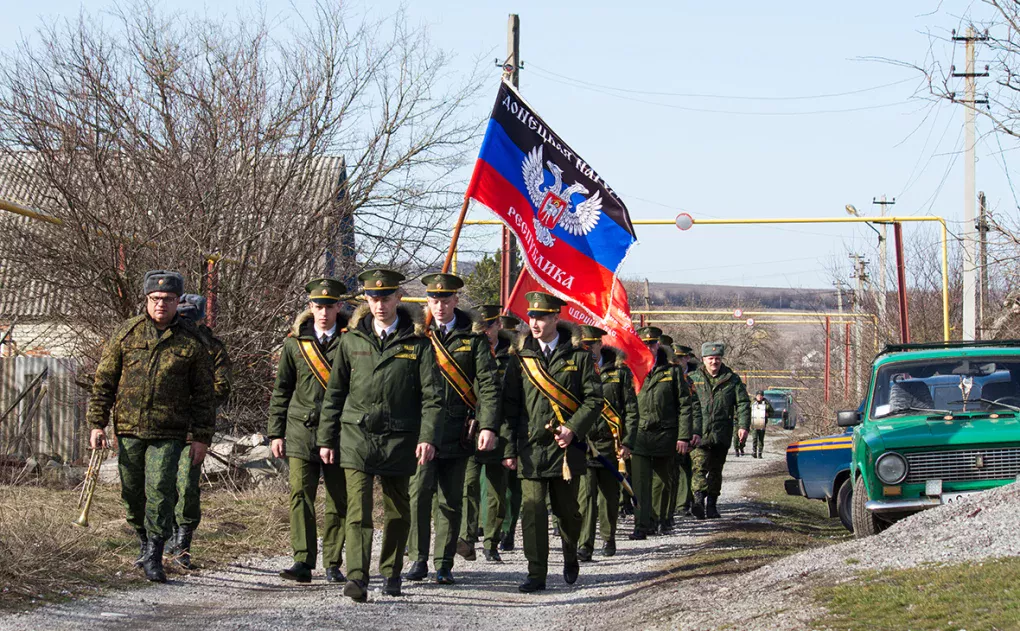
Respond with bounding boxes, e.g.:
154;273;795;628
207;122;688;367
0;434;803;631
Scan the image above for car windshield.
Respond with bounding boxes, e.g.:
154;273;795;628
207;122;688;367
764;393;789;411
869;356;1020;419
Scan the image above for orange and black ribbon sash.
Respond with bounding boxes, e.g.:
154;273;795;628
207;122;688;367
297;339;332;390
429;333;478;411
601;400;623;437
519;355;581;416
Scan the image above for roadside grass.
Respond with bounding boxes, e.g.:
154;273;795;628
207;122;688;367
0;478;290;612
815;557;1020;631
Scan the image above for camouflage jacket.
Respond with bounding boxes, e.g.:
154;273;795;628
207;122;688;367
689;363;751;448
87;314;216;444
194;323;231;407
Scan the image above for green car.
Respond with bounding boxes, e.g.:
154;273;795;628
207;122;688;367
838;340;1020;538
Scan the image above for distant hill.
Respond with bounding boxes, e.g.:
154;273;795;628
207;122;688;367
625;279;838;311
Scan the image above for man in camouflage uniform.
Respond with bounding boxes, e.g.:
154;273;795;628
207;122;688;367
268;278;349;584
498;313;524;552
689;342;751;519
168;294;232;569
577;326;637;560
87;270;216;583
630;327;700;539
503;292;601;593
405;274;500;585
458;305;513;563
318;269;444;602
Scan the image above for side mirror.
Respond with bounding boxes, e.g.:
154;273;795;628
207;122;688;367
836;410;862;427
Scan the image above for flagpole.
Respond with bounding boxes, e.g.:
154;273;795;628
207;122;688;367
504;268;529;314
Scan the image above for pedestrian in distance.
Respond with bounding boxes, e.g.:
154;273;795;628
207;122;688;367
750;390;774;459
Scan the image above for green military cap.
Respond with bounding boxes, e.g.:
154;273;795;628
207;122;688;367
305;277;347;305
580;325;608;342
499;314;521;329
477;304;502;323
659;333;674;348
637;326;662;343
672;343;694;356
525;291;566;316
358;268;405;297
421;272;464;297
701;341;726;357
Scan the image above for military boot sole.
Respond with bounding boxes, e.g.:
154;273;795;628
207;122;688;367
343;580;368;602
456;539;477;561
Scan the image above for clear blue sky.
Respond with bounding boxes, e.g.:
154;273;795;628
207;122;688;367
3;1;1012;289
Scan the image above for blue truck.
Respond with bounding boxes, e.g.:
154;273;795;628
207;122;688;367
785;429;854;531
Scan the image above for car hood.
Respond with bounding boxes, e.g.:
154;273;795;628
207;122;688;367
866;415;1020;451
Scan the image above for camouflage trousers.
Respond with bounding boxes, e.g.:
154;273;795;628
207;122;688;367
752;429;766;456
173;445;202;530
118;436;185;540
691;443;729;496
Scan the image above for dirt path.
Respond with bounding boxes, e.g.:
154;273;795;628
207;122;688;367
1;435;794;631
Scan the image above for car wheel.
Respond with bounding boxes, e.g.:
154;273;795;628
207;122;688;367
851;475;886;538
836;477;854;532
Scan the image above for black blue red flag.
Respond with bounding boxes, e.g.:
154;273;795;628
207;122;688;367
465;80;638;319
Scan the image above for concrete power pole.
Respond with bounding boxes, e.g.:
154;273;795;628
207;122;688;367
978;191;989;337
953;27;989;340
850;255;869;398
872;196;894;324
499;14;521;305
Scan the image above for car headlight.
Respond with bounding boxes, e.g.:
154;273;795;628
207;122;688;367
875;452;908;485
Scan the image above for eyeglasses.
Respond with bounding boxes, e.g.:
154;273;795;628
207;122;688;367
147;296;179;305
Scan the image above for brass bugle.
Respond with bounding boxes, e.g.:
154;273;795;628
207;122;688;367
74;447;107;528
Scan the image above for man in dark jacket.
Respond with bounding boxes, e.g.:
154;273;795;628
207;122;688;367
268;278;348;584
689;342;751;519
318;268;444;602
87;270;216;583
577;326;638;560
498;313;524;553
405;274;500;585
459;305;513;563
629;327;701;539
503;292;602;593
671;343;698;517
169;293;232;569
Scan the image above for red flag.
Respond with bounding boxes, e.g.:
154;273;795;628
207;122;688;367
508;270;652;388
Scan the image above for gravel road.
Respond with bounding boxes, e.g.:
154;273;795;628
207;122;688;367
0;435;792;631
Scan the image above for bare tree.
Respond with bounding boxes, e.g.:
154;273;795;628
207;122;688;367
0;2;486;431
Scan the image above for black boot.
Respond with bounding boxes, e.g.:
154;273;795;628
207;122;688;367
692;492;706;520
279;561;312;583
682;501;693;517
172;526;194;569
706;495;721;519
142;537;167;583
134;531;147;568
602;539;616;557
483;547;503;563
404;560;428;581
577;546;593;563
628;528;646;541
456;538;476;561
499;531;515;552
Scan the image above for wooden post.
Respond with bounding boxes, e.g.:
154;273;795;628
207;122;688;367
894;222;911;343
824;316;831;403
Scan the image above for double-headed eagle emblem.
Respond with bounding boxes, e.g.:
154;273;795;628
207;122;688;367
522;145;602;247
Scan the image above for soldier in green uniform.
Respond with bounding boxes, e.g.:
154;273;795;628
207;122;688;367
498;314;524;552
87;270;216;583
168;294;232;569
671;343;698;518
268;279;349;584
503;292;601;593
629;327;700;539
458;305;513;563
318;269;444;602
577;326;637;560
405;274;500;585
689;342;751;519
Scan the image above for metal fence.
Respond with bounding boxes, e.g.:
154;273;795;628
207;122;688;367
0;356;87;463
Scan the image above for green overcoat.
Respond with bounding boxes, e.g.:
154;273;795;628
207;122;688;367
689;363;751;448
503;323;602;479
317;304;444;477
87;314;216;444
267;310;346;462
632;348;700;458
472;328;514;465
589;346;638;466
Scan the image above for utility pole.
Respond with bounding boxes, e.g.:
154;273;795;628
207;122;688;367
499;14;522;306
953;27;989;340
850;255;869;399
978;191;989;337
872;196;894;324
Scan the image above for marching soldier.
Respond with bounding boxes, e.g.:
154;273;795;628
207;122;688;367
498;313;524;552
169;294;232;569
577;326;637;560
318;269;444;602
405;274;500;585
503;292;601;593
87;271;216;583
750;391;775;459
458;305;513;563
629;327;700;539
267;279;348;584
671;343;698;518
689;342;751;519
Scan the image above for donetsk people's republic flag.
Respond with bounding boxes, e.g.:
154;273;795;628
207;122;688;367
465;80;638;319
